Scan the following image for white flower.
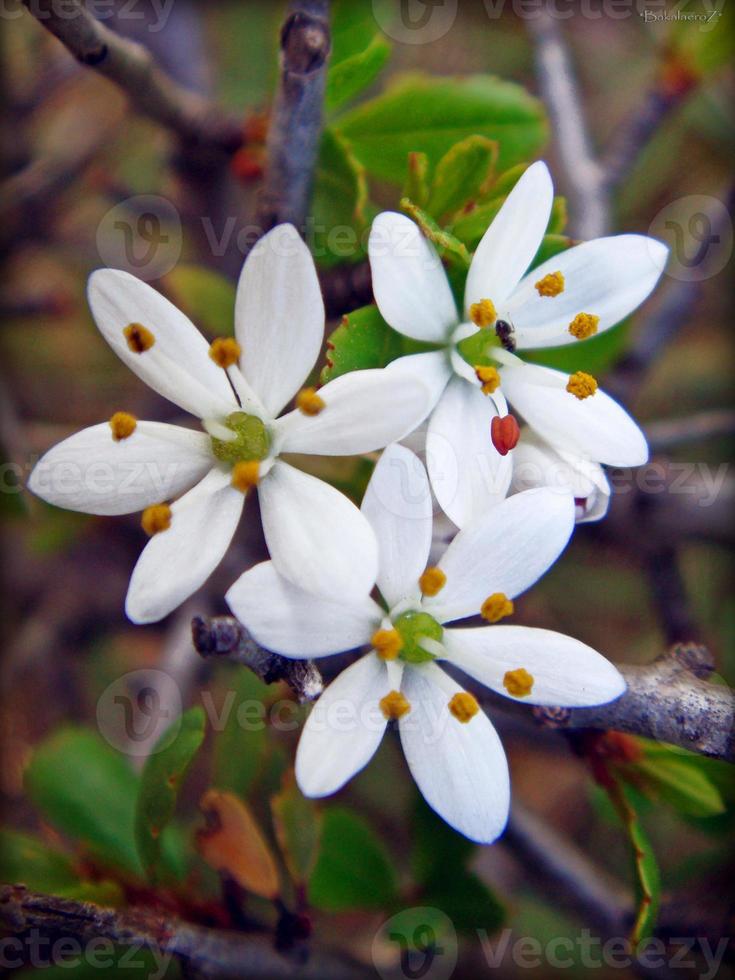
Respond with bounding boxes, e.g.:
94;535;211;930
368;161;668;528
226;445;625;843
29;225;432;624
510;429;611;523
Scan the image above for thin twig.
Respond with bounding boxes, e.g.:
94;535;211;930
255;0;331;235
533;644;735;762
0;886;371;980
192;616;323;704
646;410;735;451
526;10;609;239
21;0;243;153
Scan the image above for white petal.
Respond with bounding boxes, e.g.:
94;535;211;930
426;377;513;528
235;224;324;417
464;161;553;312
444;626;626;706
275;368;433;456
387;349;452;409
226;561;381;657
258;461;378;598
125;467;244;624
28;422;213;515
87;270;236;418
507;235;669;348
399;664;510;844
368;211;458;343
361;445;433;608
425;487;574;624
510;431;611;523
296;654;391;797
500;362;649;466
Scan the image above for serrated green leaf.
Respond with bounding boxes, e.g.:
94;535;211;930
271;773;323;887
608;780;661;946
339;73;547;185
24;728;142;877
134;706;206;880
626;741;726;818
402;152;430;209
321;304;434;384
213;667;271;800
163;264;235;338
311;128;370;268
427;136;498;221
309;807;398;911
401;199;470;267
327;34;391;111
0;829;122;904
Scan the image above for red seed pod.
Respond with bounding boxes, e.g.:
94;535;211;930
490;414;520;456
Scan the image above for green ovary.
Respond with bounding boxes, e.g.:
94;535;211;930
393;610;444;664
211;412;271;464
457;328;501;368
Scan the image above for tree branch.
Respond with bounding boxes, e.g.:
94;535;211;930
533;644;735;762
191;616;323;704
21;0;243;153
0;886;370;980
255;0;330;234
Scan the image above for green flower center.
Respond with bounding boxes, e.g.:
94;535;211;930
211;412;270;465
393;610;444;664
457;328;501;369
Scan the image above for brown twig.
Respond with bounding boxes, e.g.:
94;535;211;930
192;616;323;704
21;0;243;153
533;644;735;762
0;886;370;980
255;0;330;235
645;410;735;451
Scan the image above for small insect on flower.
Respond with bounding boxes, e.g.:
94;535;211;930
226;446;626;844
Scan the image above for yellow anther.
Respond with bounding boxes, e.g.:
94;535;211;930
209;337;241;369
124;322;155;353
469;298;497;328
568;312;599;340
141;503;171;536
566;371;598;400
419;567;447;597
535;270;565;297
503;667;535;698
379;689;411;720
372;628;403;660
480;592;514;624
109;411;137;441
448;691;479;723
474;365;501;395
296;387;326;416
231;461;260;493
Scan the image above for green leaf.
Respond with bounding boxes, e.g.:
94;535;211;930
213;667;271;799
402;152;430;209
0;829;122;904
321;304;433;384
427;136;498;220
339;73;547;184
327;34;391;111
310;128;370;268
163;264;236;338
450;193;566;251
134;706;206;880
24;728;142;877
309;807;398;911
401;199;471;268
412;799;504;934
628;741;726;818
271;773;323;887
608;780;661;946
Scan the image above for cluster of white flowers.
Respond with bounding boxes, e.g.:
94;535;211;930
29;162;667;842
